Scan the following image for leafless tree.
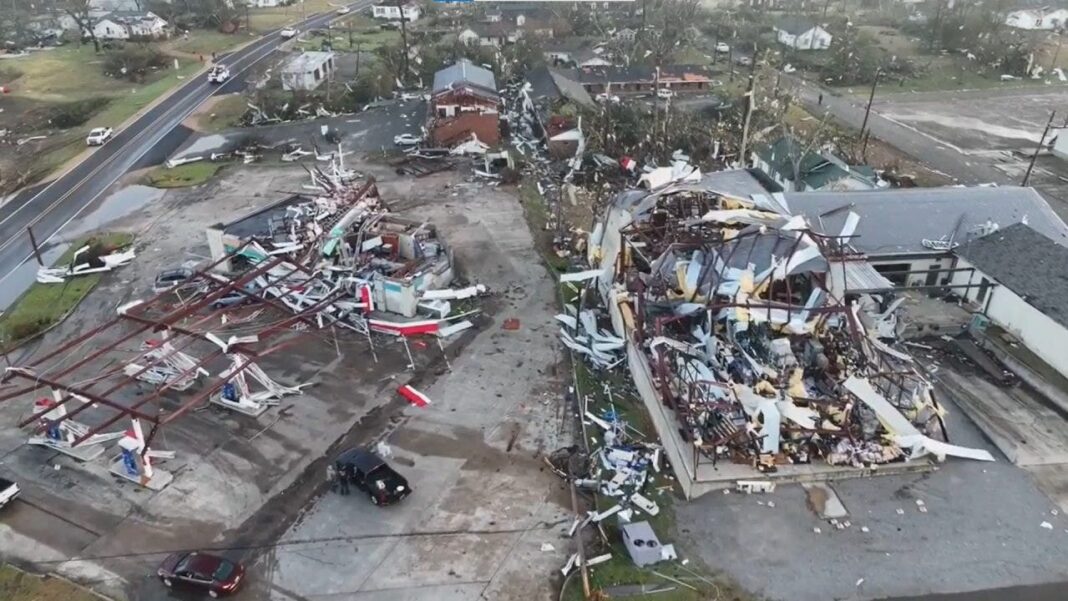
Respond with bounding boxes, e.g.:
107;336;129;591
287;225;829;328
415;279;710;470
60;0;101;52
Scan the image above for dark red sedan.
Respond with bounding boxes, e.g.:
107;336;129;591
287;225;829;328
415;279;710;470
157;551;245;597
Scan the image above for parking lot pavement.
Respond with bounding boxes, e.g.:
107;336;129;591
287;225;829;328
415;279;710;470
238;167;575;601
676;387;1068;601
170;99;425;162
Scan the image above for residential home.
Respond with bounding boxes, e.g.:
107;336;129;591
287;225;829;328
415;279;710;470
614;27;637;42
568;64;718;95
543;40;612;68
247;0;287;7
1006;7;1068;29
88;0;141;11
949;223;1068;381
770;186;1068;289
484;9;503;22
458;22;518;47
371;2;421;22
773;17;832;49
90;11;169;40
280;51;335;91
751;136;879;192
524;66;595;158
429;60;501;147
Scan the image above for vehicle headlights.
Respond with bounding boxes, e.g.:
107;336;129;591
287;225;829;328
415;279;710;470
395;485;405;492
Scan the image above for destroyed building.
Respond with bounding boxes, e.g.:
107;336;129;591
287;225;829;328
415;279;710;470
206;179;453;320
580;172;994;498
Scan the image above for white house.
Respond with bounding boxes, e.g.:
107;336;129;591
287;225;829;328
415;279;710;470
776;186;1068;289
91;11;168;40
949;223;1068;380
247;0;287;7
773;18;832;50
1005;7;1068;30
371;2;421;21
280;51;335;91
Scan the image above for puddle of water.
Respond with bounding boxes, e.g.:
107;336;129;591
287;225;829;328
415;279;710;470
64;184;165;238
175;133;233;159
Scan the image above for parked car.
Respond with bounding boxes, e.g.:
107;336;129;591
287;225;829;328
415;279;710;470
209;287;258;310
336;448;411;506
0;477;19;509
157;551;245;598
715;42;730;53
393;133;422;146
735;55;752;67
336;5;350;13
207;64;230;84
86;127;113;146
280;27;298;39
595;92;621;104
656;88;674;99
153;267;195;294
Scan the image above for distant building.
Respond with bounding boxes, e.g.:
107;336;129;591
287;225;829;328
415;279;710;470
371;2;421;22
614;27;637;42
280;51;335;91
543;40;612;68
1005;7;1068;30
247;0;287;7
566;64;718;95
773;18;832;50
751;136;881;192
90;11;169;40
429;60;500;147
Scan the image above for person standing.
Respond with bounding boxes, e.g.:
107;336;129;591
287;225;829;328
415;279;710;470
338;463;351;495
326;463;337;493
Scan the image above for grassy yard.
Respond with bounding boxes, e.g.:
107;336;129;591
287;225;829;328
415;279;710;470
0;565;99;601
248;0;345;33
0;232;134;351
194;93;250;132
145;161;227;187
165;30;251;58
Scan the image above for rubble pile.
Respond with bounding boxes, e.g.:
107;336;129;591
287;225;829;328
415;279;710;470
587;178;995;474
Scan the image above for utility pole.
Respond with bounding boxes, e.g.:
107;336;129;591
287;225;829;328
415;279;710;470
1023;110;1056;186
859;68;881;158
26;226;42;267
1051;33;1064;71
739;69;758;167
397;0;410;83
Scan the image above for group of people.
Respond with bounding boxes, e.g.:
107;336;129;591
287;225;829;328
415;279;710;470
326;462;354;495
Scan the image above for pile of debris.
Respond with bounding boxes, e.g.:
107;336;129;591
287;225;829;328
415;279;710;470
586;175;995;475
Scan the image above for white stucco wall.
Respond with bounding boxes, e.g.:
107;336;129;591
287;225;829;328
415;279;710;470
950;257;1068;379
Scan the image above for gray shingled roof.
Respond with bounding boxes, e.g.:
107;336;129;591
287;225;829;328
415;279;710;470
432;60;497;96
772;186;1068;256
956;223;1068;330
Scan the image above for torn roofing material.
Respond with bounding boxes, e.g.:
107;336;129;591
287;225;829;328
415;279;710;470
955;223;1068;330
772;186;1068;256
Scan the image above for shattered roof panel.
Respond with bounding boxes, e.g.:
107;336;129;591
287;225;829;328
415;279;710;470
432;59;498;96
779;186;1068;255
956;223;1068;329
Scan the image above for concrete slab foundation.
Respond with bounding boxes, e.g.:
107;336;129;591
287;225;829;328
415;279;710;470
27;438;106;462
108;457;174;491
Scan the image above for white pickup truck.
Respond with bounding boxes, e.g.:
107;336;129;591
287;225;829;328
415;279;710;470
0;477;19;509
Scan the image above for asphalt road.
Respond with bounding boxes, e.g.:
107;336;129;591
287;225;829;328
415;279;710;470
0;0;374;309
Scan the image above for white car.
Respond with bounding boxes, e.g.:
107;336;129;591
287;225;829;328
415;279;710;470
280;27;298;39
336;6;350;14
207;64;230;84
393;133;422;146
86;127;113;146
596;92;621;104
715;42;730;53
656;88;673;99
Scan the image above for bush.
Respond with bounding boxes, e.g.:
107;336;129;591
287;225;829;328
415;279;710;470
19;98;109;132
102;45;168;82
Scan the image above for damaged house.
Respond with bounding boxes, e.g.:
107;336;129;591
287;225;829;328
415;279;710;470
429;60;501;147
568;64;719;96
751;136;883;192
523;66;595;159
581;174;994;498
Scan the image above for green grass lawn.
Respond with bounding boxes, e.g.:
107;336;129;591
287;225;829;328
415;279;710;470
0;565;99;601
0;232;135;351
248;0;344;33
166;30;250;57
145;161;227;187
196;94;250;132
298;28;399;52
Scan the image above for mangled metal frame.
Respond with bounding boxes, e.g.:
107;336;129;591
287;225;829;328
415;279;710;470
600;180;991;475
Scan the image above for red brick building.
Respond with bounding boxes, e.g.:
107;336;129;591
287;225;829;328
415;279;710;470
428;60;501;147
